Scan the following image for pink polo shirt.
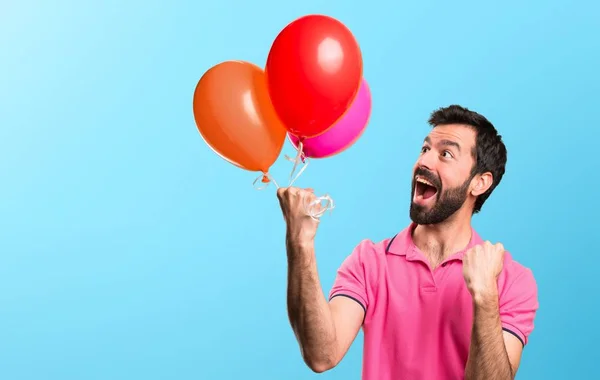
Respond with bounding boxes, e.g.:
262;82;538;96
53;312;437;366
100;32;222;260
328;223;539;380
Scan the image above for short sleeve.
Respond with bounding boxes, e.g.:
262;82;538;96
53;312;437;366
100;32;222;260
328;239;372;314
499;267;539;346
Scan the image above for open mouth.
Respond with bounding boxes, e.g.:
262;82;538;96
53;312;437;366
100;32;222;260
414;176;438;203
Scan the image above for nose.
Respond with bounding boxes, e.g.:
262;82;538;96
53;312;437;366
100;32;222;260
416;149;436;171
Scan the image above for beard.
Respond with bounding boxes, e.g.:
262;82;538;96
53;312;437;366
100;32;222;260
409;168;472;225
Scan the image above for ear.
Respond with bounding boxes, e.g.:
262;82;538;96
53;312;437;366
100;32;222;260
470;172;493;197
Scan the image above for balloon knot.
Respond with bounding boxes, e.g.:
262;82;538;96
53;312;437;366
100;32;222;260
253;172;279;190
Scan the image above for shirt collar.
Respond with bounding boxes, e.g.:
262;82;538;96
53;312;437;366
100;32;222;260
387;222;483;261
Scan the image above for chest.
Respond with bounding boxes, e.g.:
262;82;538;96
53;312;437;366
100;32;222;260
364;258;475;350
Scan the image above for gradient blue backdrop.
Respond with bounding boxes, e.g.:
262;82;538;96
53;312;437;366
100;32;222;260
1;0;598;379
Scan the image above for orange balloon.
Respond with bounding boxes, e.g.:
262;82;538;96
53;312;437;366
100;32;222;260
192;60;287;175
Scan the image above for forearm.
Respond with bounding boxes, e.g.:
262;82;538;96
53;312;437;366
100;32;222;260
286;235;337;370
465;293;513;380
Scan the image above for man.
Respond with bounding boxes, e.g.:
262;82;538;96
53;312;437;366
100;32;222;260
277;105;539;379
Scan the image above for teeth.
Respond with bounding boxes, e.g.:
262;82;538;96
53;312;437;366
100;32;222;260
416;177;434;187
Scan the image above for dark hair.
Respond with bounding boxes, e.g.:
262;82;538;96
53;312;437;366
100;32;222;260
428;105;507;214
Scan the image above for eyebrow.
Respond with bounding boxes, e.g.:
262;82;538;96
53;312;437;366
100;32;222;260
423;137;461;152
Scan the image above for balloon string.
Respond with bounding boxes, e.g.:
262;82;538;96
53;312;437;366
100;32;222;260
284;140;309;187
252;172;279;190
283;140;335;220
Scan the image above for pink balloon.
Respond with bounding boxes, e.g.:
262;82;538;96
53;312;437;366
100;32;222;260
288;78;372;159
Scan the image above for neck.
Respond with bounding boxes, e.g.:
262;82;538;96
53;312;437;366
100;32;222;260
412;211;473;267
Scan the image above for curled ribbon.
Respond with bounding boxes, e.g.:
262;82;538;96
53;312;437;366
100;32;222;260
304;193;335;221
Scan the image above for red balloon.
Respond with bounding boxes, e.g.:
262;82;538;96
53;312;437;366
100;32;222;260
266;15;363;139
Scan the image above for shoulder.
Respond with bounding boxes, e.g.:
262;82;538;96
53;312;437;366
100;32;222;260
502;251;537;282
341;224;413;271
498;251;538;302
346;237;390;264
349;229;407;262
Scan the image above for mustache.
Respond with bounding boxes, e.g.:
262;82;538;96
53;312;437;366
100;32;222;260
413;167;441;189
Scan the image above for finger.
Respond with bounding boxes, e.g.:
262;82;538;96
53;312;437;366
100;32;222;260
299;188;317;202
495;243;505;254
276;188;288;210
312;199;324;213
276;187;287;199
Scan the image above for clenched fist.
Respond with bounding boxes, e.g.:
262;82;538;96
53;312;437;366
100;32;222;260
277;187;321;245
462;241;505;303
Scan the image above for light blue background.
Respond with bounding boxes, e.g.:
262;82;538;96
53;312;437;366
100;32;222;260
1;0;598;379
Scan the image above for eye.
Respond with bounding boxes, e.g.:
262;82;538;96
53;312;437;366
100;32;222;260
442;150;454;159
421;146;430;154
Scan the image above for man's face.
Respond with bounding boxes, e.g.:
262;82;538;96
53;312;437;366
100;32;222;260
410;124;477;225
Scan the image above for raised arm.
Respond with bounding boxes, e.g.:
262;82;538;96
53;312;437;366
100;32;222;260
462;241;539;379
465;292;520;379
278;187;364;373
286;238;364;372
